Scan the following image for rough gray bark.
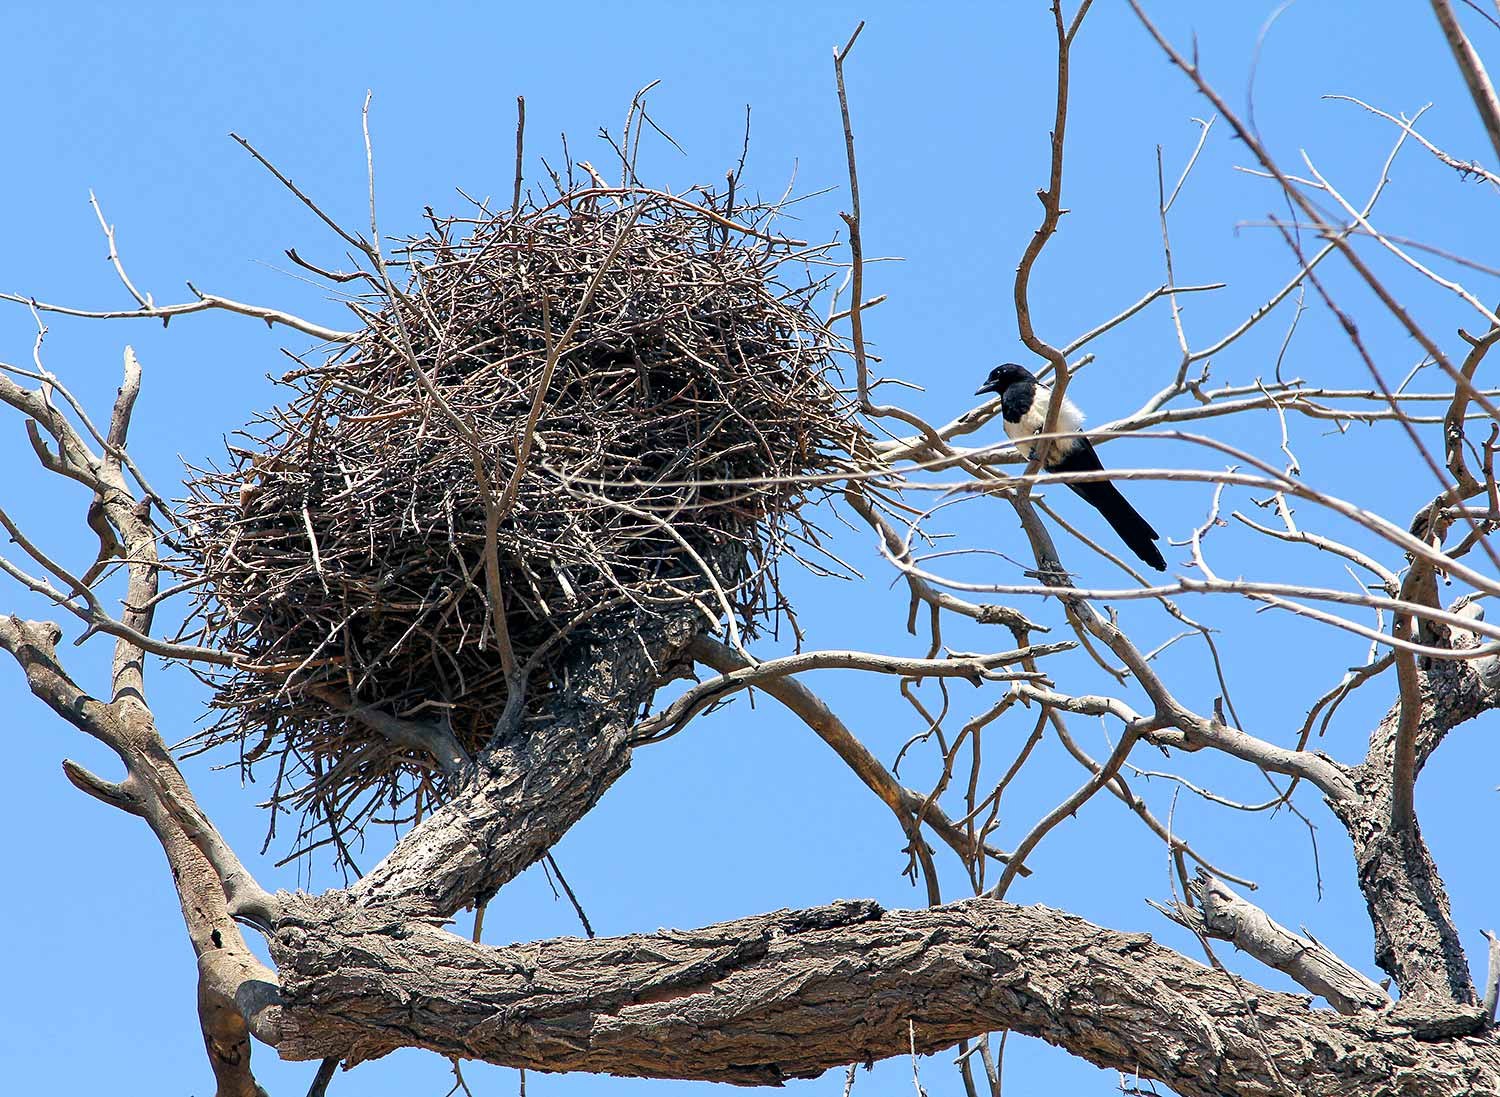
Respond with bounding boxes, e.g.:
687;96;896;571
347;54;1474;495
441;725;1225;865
1330;656;1493;1015
268;893;1500;1096
344;605;702;919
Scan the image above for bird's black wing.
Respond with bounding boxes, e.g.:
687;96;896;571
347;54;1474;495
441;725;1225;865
1050;439;1166;571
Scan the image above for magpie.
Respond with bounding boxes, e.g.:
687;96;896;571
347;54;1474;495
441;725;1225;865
975;362;1166;571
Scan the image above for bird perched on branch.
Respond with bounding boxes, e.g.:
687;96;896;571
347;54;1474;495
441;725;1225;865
975;362;1166;571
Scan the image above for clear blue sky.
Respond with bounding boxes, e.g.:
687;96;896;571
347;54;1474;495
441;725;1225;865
2;2;1497;1095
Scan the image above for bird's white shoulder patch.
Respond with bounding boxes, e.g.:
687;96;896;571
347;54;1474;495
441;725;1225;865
1053;393;1085;433
1004;385;1084;460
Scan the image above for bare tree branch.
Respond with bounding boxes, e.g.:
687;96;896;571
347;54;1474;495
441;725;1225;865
686;634;1029;880
634;640;1068;743
0;288;356;343
1152;870;1390;1014
0;615;283;1092
1430;0;1500;164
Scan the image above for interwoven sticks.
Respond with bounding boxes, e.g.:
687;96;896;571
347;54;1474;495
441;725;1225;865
178;183;855;862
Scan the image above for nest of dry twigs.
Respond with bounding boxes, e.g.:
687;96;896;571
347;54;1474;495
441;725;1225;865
176;176;855;865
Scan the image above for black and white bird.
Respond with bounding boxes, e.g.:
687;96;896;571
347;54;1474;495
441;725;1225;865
975;362;1166;571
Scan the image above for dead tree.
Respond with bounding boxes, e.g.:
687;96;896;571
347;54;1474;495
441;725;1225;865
7;5;1500;1096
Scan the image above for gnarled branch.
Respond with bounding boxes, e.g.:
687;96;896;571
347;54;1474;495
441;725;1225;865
269;893;1500;1096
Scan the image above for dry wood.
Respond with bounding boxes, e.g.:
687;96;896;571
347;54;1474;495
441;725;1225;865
5;6;1500;1096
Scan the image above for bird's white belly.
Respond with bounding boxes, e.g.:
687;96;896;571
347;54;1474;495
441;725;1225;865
1003;387;1084;462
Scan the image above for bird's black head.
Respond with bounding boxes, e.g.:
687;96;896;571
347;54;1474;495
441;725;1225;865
975;362;1035;397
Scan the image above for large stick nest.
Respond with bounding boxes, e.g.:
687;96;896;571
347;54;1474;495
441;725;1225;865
177;178;856;864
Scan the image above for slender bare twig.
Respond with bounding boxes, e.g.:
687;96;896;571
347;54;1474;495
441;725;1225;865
0;288;355;343
634;642;1068;743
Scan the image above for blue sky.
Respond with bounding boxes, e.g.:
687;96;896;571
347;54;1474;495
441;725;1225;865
2;2;1498;1095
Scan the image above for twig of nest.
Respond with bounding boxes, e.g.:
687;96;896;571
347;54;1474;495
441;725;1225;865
176;169;856;864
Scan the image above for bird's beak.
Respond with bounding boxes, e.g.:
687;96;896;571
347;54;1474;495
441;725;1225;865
975;381;1000;397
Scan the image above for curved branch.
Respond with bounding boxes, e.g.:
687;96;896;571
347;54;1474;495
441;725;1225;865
686;634;1029;877
634;641;1069;743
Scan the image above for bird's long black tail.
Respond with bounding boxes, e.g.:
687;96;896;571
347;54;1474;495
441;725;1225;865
1052;443;1166;571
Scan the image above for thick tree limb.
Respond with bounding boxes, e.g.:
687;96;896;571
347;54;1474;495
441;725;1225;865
343;605;702;918
199;978;270;1097
269;893;1500;1096
1331;655;1498;1010
0;613;283;1096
